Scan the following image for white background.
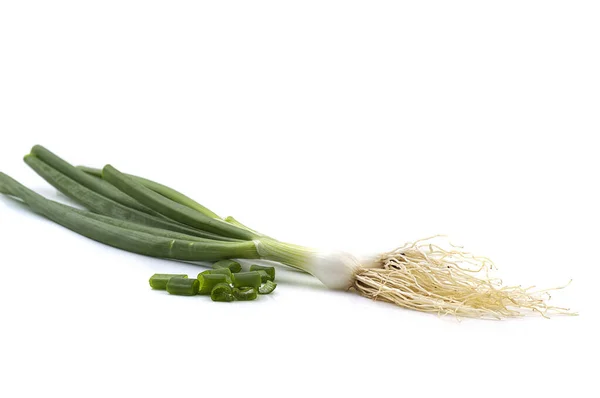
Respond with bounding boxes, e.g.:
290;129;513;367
1;1;598;397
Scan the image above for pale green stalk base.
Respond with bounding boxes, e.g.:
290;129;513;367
254;238;318;270
254;238;360;290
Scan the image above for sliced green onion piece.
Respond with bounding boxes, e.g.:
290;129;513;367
231;271;262;289
166;277;199;296
250;264;275;281
211;283;235;302
258;280;277;294
198;268;232;283
256;270;270;283
198;274;230;295
149;273;188;290
213;259;242;273
233;287;258;301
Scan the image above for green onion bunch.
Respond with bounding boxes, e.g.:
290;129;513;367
0;145;573;318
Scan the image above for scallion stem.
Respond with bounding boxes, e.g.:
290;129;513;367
0;173;261;263
77;165;222;220
102;165;256;241
31;146;157;215
24;155;232;240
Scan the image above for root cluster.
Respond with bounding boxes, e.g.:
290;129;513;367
354;237;573;319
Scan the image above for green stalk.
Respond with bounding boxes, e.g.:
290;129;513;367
3;169;347;288
76;166;103;178
3;168;313;270
253;238;317;271
62;203;240;242
0;172;261;262
24;154;233;240
79;165;265;236
77;165;221;219
224;216;266;237
31;146;157;215
102;164;257;241
2;189;239;243
58;162;312;273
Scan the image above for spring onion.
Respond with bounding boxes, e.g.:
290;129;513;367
258;281;277;295
212;259;242;273
149;274;188;290
231;272;262;289
211;283;234;302
166;277;199;296
2;146;574;318
233;287;258;301
5;166;569;317
250;265;275;281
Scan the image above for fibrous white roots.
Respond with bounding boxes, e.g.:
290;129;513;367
354;236;574;319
